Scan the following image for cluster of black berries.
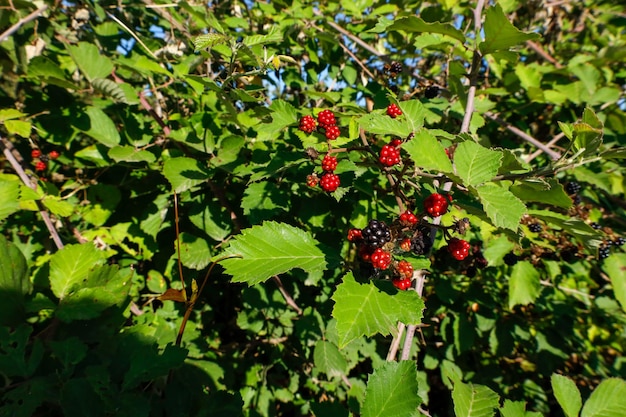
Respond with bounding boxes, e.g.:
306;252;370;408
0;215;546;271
528;223;542;233
424;85;440;99
565;181;583;204
409;226;433;256
362;220;392;248
598;238;626;260
503;252;518;266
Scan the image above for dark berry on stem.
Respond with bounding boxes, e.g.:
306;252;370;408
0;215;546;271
590;222;601;230
598;244;611;260
411;226;432;255
424;85;440;99
361;220;391;248
565;181;582;195
503;252;518;266
528;223;542;233
614;237;626;246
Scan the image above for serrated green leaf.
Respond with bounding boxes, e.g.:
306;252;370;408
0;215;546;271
382;16;465;43
216;221;326;285
79;106;121;147
551;374;582;417
243;25;282;47
108;146;156;163
49;244;105;300
362;361;420;417
133;56;172;76
452;380;500;417
0;178;20;221
476;184;526;231
313;341;348;378
509;178;572;209
572;110;603;156
455;141;502;186
41;196;74;217
508;261;541;309
178;232;213;271
332;273;424;348
499;400;538;417
604;254;626;314
67;42;114;82
479;4;540;55
0;235;30;326
399;100;426;133
4;120;31;137
359;113;412;138
194;33;229;52
162;157;211;193
403;129;454;173
256;100;297;141
581;378;626;417
601;147;626;159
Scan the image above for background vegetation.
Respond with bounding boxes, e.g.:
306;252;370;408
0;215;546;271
1;0;626;416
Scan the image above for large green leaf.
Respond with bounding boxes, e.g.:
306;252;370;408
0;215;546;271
256;100;298;141
403;129;454;173
358;113;413;138
0;177;20;221
67;42;114;82
80;106;121;147
216;221;327;285
177;232;213;271
510;178;572;209
604;254;626;314
49;244;106;300
551;374;582;417
362;361;420;417
452;380;500;417
381;16;466;43
508;261;541;309
313;341;348;378
0;235;31;326
454;141;502;186
162;157;211;193
476;184;526;231
581;378;626;417
479;4;540;55
108;146;157;163
331;272;424;348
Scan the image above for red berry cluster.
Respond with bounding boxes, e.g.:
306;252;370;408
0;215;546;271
31;148;60;172
371;248;392;270
447;238;471;260
423;193;449;217
320;172;340;192
379;140;402;167
399;210;418;225
298;110;341;140
299;115;316;133
321;154;338;172
386;103;402;118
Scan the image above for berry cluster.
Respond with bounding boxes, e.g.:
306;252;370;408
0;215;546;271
308;151;341;193
362;220;391;248
386;104;402;118
424;85;440;99
320;172;340;192
423;193;449;218
31;148;60;172
298;110;341;141
379;140;401;167
447;238;471;261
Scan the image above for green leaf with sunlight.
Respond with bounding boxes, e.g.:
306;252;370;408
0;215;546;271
508;261;541;309
313;341;348;378
476;184;526;231
162;157;211;193
551;374;582;417
67;42;114;82
452;380;500;417
332;273;424;348
454;141;502;186
581;378;626;417
382;16;466;43
403;129;454;173
49;244;106;300
0;235;30;326
479;3;540;55
80;106;121;147
362;361;421;417
216;221;326;285
604;254;626;314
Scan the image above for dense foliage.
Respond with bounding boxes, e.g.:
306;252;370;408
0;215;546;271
2;1;626;416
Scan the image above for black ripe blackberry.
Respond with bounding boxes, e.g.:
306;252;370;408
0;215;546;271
503;252;518;266
424;85;440;99
614;237;626;246
474;254;488;269
572;194;582;205
565;181;582;195
590;222;602;230
361;219;391;248
528;223;542;233
411;226;433;255
466;266;477;278
598;244;611;260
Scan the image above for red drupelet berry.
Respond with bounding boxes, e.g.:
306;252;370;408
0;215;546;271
319;172;340;192
371;248;392;270
299;115;317;133
392;278;412;290
447;238;471;261
317;109;336;128
35;160;47;171
386;103;402;118
423;193;449;217
48;150;60;159
399;210;418;225
325;125;340;140
31;149;42;158
306;173;319;187
321;154;338;172
359;245;374;262
347;228;363;242
399;238;412;252
379;144;401;167
390;139;402;147
396;260;413;279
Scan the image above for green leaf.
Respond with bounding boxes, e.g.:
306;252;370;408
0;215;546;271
403;129;454;173
479;3;540;55
454;141;503;186
256;100;297;141
49;244;105;300
508;261;541;309
452;380;500;417
108;146;157;163
358;113;412;138
551;374;582;417
581;378;626;417
243;25;282;47
313;341;348;378
41;196;74;217
217;221;327;285
0;177;20;221
123;343;188;390
178;232;213;271
0;235;31;326
499;400;531;417
509;178;572;209
194;33;229;52
332;273;424;348
382;16;466;43
133;55;172;76
362;361;421;417
604;254;626;314
79;106;121;147
476;184;526;231
572;108;603;156
0;325;43;378
4;120;31;137
399;100;426;133
162;157;211;193
67;42;114;82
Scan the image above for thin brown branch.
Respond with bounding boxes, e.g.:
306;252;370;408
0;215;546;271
272;275;303;315
139;91;171;136
526;132;565;163
460;0;486;134
525;40;563;68
313;12;384;58
0;5;48;43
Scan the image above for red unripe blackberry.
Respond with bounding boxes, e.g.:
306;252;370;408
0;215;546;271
35;161;47;171
390;139;402;147
347;228;363;242
370;248;392;270
306;173;319;187
399;238;412;252
361;219;391;248
319;172;340;192
396;260;413;279
299;115;317;133
386;103;402;118
321;154;338;172
448;238;471;261
48;150;60;159
399;210;418;225
359;245;374;262
379;144;401;167
325;125;340;140
31;149;42;158
423;193;448;217
317;110;336;128
392;278;412;290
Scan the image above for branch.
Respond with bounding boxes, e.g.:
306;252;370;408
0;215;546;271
0;5;48;43
460;0;486;134
272;275;303;315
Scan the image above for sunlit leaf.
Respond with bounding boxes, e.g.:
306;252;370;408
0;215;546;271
479;3;540;54
362;361;421;417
